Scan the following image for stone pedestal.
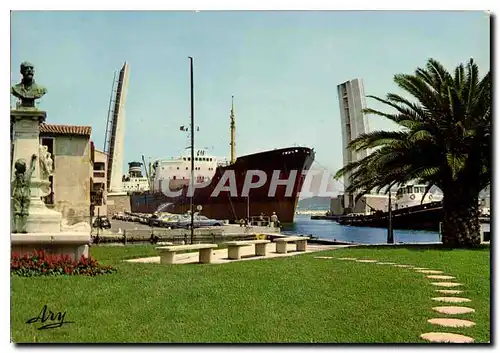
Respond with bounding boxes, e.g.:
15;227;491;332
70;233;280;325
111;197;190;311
255;243;268;256
11;233;90;261
228;246;242;260
276;241;288;254
199;248;213;264
11;109;62;233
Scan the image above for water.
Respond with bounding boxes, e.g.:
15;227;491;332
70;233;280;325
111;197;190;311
282;214;440;244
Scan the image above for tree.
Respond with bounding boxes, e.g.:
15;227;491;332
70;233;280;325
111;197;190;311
334;58;491;247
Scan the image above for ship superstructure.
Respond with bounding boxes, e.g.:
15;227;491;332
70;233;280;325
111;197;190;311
151;149;226;192
394;184;443;210
122;161;150;192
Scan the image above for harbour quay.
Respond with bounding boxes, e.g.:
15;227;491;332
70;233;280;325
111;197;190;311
92;219;281;245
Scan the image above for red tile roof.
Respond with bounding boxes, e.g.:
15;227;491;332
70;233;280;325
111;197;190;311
40;124;92;136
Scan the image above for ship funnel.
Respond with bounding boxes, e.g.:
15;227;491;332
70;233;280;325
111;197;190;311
128;161;143;178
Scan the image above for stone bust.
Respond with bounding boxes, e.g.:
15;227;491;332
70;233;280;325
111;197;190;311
11;61;47;108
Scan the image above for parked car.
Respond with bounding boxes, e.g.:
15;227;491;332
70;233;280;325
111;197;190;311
111;213;125;220
93;216;111;229
157;214;183;228
174;215;224;229
148;214;161;227
147;213;172;227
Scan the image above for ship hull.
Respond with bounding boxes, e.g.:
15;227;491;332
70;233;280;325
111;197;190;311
130;147;314;223
336;202;443;231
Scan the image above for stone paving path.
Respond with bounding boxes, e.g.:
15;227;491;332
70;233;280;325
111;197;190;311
313;255;480;343
426;275;455;280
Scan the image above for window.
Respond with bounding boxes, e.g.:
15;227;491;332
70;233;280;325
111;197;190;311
94;162;105;171
173;176;176;180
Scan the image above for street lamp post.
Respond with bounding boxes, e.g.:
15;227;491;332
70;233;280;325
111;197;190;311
387;190;394;244
189;56;195;244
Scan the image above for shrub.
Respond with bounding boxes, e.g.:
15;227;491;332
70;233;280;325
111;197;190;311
11;249;117;277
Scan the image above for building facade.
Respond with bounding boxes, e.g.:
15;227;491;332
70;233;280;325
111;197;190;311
337;78;369;211
39;124;93;225
92;148;108;216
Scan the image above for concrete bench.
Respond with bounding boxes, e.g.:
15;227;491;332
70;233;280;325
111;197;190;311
273;236;310;254
156;243;218;264
224;240;271;260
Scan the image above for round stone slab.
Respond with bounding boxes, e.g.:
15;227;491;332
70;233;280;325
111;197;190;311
412;267;429;270
355;259;378;263
393;264;413;268
416;270;444;274
314;256;333;259
432;306;475;315
426;275;456;280
431;282;463;287
436;289;464;295
428;318;476;328
432;297;471;303
337;258;358;260
420;332;474;343
375;262;397;265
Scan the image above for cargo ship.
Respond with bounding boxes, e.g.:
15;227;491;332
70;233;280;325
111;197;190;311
128;94;315;222
130;146;315;223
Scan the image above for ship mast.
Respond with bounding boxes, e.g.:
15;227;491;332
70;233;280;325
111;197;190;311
230;95;236;164
148;157;152;189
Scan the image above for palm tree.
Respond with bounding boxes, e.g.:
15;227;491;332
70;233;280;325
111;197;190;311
334;58;491;247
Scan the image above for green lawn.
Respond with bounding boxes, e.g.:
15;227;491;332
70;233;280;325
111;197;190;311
11;244;490;343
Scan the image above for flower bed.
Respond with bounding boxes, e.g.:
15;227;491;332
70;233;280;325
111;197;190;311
11;249;117;277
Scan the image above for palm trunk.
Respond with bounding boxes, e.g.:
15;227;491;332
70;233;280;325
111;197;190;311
441;192;481;247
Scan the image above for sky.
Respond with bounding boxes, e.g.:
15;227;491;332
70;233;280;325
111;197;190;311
10;10;490;194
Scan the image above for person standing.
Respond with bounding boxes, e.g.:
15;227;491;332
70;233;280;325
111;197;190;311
270;212;279;228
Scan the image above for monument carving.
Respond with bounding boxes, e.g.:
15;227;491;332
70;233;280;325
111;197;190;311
39;145;54;196
11;155;37;233
11;62;47;108
39;145;54;179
